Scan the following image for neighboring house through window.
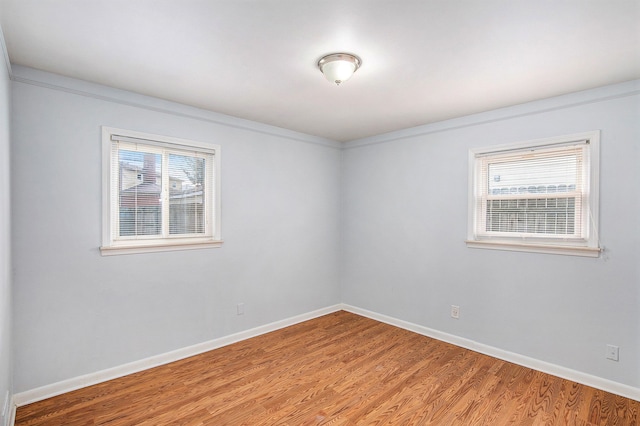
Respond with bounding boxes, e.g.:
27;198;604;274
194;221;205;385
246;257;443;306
467;131;600;257
101;127;222;255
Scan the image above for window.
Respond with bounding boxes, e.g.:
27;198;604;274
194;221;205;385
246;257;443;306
467;131;600;257
101;127;222;255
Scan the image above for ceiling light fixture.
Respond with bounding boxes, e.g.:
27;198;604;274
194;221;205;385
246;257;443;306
317;53;361;86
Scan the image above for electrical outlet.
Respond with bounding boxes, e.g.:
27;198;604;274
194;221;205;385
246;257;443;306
451;305;460;319
606;344;619;361
237;303;245;315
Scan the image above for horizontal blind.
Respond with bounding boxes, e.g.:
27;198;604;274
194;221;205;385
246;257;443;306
475;142;588;239
167;153;208;236
111;140;215;241
111;134;216;155
112;141;164;240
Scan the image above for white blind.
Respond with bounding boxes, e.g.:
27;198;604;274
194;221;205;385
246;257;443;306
110;140;214;241
475;142;589;240
167;153;207;236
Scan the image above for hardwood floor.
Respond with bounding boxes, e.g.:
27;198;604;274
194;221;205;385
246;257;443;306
15;311;639;425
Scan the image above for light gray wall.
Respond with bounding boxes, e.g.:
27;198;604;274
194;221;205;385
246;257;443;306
341;81;640;388
10;66;342;392
0;24;12;426
9;61;640;396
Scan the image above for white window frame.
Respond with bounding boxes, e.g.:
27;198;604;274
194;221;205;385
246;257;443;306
466;131;601;257
101;127;222;255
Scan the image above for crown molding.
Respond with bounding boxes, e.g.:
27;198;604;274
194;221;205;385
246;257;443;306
344;79;640;149
10;65;342;150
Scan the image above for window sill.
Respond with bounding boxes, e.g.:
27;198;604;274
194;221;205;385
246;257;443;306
100;240;224;256
465;240;601;257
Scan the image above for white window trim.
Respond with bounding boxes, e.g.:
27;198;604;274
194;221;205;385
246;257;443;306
466;131;601;257
101;126;223;256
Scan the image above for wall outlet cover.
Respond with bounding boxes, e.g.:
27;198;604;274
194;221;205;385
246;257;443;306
606;344;619;361
451;305;460;319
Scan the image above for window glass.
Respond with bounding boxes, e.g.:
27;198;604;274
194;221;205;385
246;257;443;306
101;127;222;255
118;150;162;237
467;131;600;257
168;153;206;235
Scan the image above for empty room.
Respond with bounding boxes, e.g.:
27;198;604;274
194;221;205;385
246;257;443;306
0;1;639;425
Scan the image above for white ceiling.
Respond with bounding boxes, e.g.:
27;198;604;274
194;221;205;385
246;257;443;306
1;1;639;142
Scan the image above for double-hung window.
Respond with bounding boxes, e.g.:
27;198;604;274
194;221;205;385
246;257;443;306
101;127;222;255
467;131;600;257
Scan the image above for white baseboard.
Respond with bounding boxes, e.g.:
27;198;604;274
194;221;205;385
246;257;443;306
342;304;640;402
12;302;640;412
13;304;342;407
6;398;15;426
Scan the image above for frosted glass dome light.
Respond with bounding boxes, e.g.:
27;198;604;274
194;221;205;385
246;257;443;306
317;53;361;85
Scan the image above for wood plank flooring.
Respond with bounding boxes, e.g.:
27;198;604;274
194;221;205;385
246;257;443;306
15;311;639;425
